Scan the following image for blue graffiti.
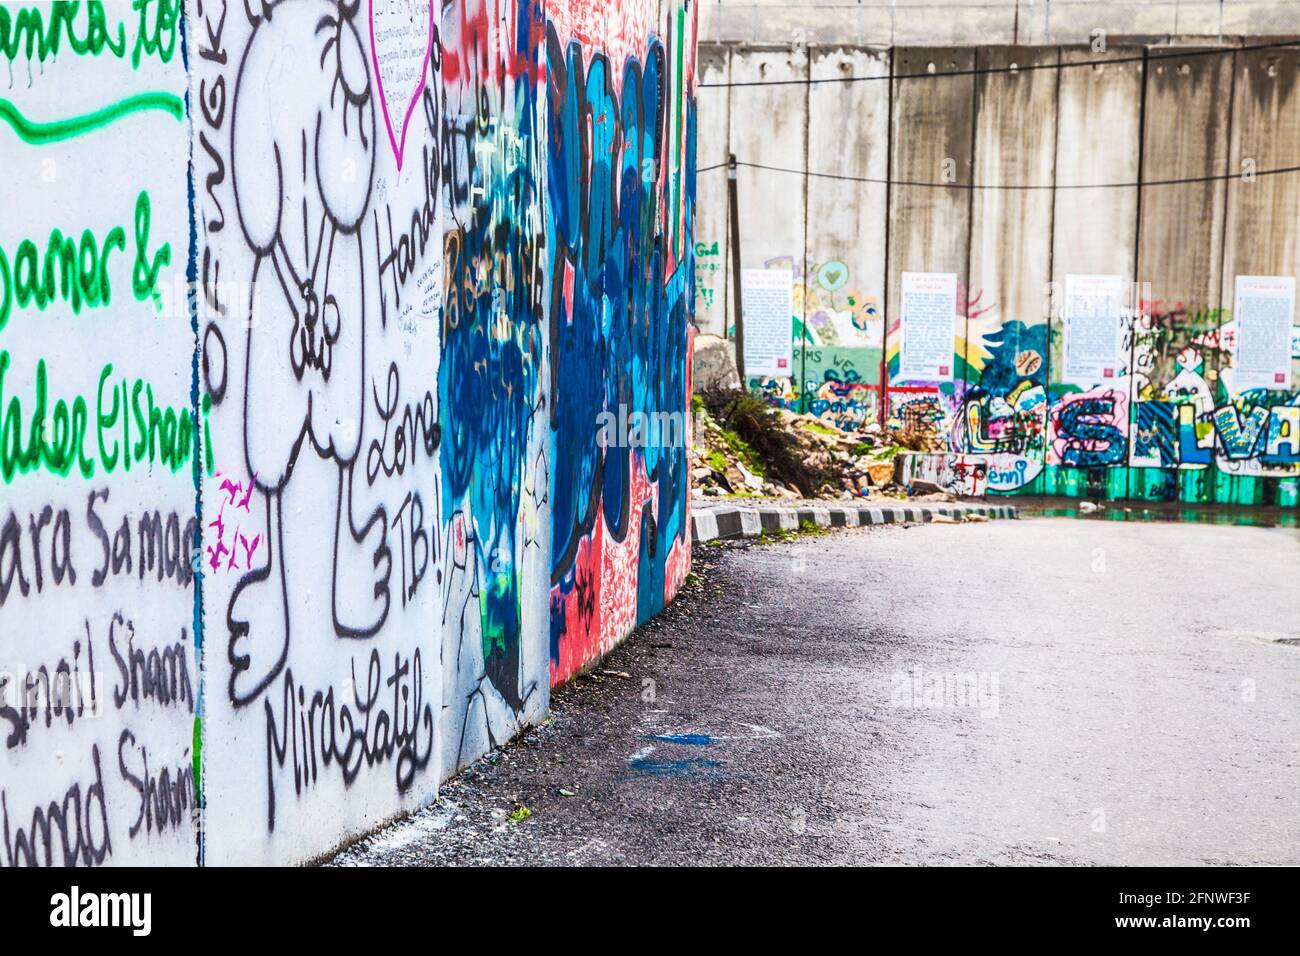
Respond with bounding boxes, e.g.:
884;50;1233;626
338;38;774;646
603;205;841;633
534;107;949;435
547;22;693;663
438;0;546;707
1055;397;1128;467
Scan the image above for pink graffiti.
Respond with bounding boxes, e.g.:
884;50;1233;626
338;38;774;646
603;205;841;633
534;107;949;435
206;472;262;575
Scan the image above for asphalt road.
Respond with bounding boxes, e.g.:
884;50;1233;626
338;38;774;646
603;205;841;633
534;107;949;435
330;517;1300;866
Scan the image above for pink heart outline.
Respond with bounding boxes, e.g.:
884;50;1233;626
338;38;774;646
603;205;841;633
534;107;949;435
367;0;435;171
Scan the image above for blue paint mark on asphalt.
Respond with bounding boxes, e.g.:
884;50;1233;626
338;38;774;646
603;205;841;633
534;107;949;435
629;756;722;777
644;733;714;746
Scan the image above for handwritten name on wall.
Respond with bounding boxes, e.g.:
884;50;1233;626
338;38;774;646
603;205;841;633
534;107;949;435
0;0;196;867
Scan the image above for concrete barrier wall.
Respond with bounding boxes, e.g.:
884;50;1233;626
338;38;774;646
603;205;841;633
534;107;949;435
545;0;696;689
0;0;196;866
803;46;888;431
701;37;1300;506
885;46;974;448
961;46;1056;494
699;1;1300;48
0;0;695;867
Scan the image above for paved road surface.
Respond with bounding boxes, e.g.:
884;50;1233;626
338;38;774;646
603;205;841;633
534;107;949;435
331;517;1300;866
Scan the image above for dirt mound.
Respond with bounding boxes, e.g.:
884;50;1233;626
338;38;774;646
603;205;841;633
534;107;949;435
692;389;920;501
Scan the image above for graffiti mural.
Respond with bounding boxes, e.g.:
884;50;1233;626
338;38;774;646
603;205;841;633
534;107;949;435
195;0;444;865
436;0;550;778
547;0;697;684
0;1;197;865
901;291;1300;503
950;316;1048;493
1047;385;1131;468
900;453;988;496
1213;390;1300;477
694;237;721;313
884;281;994;449
748;255;884;431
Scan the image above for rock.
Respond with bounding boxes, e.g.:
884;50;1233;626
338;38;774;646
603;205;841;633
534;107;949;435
865;462;896;487
692;333;742;392
914;491;956;502
736;461;765;491
703;485;723;496
692;466;712;480
909;479;946;496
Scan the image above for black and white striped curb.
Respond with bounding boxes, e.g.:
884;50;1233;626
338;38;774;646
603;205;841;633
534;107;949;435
691;501;1019;543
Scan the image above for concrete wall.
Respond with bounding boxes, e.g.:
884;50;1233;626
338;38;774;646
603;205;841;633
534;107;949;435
545;0;696;691
699;1;1300;47
0;0;695;867
886;47;974;446
0;0;196;866
804;46;889;430
701;26;1300;505
961;46;1056;492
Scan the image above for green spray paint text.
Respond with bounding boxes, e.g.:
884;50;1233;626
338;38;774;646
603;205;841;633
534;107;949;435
0;352;214;483
0;0;181;68
0;190;170;333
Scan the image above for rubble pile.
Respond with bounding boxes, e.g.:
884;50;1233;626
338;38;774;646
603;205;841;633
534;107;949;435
781;413;901;498
691;401;794;499
691;390;916;502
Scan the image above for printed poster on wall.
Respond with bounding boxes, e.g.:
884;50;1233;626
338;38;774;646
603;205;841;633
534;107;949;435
896;271;957;382
1062;274;1126;385
742;268;794;377
1232;275;1296;393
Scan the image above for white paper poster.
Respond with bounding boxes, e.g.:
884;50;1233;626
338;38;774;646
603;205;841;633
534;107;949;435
742;268;794;378
1062;274;1125;385
1233;275;1296;393
897;272;957;382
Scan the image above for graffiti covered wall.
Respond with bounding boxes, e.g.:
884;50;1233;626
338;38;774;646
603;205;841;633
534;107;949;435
193;0;447;865
702;40;1300;507
0;1;197;865
0;0;695;867
546;0;696;685
435;0;551;782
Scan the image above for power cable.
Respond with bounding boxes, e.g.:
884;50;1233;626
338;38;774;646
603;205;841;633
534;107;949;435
691;158;1300;191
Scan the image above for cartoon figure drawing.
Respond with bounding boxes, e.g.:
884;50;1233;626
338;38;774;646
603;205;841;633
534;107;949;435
226;0;390;706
